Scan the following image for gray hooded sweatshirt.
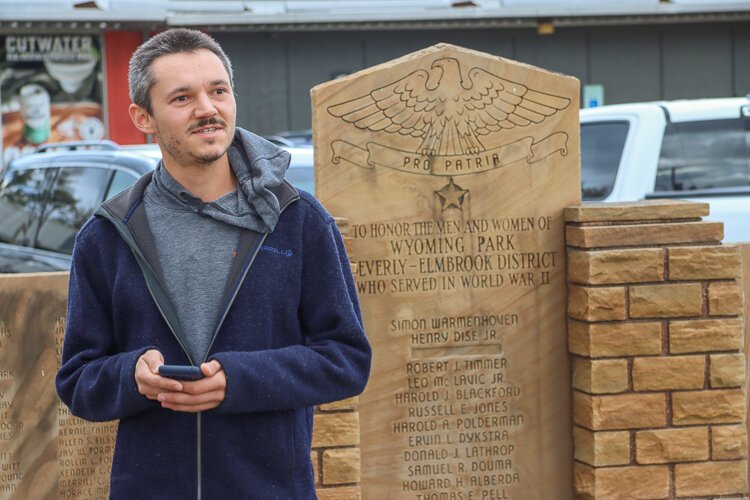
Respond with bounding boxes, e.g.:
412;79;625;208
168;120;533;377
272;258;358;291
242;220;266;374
142;128;291;363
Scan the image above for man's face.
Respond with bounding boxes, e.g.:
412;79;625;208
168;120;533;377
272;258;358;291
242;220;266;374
142;48;236;168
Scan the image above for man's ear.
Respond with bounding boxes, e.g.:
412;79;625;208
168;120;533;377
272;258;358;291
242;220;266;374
129;103;156;135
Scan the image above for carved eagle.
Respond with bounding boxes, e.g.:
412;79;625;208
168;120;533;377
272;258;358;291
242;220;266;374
328;57;571;156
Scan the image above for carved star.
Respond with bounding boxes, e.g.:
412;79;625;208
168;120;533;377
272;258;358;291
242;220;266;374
435;178;469;211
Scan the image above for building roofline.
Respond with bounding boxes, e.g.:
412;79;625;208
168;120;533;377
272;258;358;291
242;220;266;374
1;1;748;30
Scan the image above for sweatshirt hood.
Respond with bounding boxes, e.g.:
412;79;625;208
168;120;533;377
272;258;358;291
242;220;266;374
226;127;291;233
141;127;292;234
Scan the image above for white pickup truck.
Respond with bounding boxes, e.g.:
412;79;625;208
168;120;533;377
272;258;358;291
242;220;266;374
580;97;750;243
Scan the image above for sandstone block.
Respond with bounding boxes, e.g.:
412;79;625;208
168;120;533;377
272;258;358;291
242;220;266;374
572;358;629;394
568;321;662;357
632;355;705;391
708;281;744;316
710;353;746;388
574;392;666;430
635;427;708;464
341;236;354;256
313;413;360;447
672;389;745;425
630;283;702;318
319;396;359;412
322;448;361;485
675;460;748;497
670;318;743;353
311;450;320;485
712;425;749;460
568;248;664;285
564;200;709;223
573;462;669;500
574;427;630;466
566;221;723;249
668;245;741;280
333;217;350;235
568;285;627;321
316;486;361;500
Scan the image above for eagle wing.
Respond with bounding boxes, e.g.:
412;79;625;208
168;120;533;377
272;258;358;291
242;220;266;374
327;69;439;138
462;67;571;136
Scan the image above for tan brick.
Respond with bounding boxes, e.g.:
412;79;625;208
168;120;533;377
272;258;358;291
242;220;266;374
565;200;709;223
670;318;743;353
573;462;669;499
632;355;705;391
568;248;664;285
574;392;667;431
675;460;748;497
574;427;630;466
630;283;703;318
708;281;744;316
568;285;627;321
672;389;745;425
322;448;360;485
636;427;709;464
572;358;629;394
566;221;723;249
319;396;359;412
316;486;361;500
710;353;746;388
568;321;662;357
341;236;354;256
333;217;350;235
669;245;741;280
311;450;320;485
713;425;749;460
313;413;360;447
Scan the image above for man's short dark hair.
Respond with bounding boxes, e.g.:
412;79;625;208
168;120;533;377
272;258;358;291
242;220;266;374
129;28;234;115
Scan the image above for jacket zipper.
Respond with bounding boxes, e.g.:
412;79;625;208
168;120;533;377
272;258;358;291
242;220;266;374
99;191;299;500
202;232;268;362
195;194;297;498
201;191;299;362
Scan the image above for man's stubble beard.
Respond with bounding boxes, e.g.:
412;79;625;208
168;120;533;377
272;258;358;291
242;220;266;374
156;121;234;168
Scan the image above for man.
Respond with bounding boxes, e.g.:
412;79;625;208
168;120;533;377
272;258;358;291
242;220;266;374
56;28;371;499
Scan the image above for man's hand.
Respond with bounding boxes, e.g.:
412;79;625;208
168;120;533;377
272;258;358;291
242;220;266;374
135;349;183;400
157;360;227;413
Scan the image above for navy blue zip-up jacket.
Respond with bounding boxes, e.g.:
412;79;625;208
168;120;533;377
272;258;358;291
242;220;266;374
55;139;371;499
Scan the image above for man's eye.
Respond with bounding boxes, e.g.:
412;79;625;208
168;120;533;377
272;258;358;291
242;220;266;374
174;95;189;102
215;88;228;95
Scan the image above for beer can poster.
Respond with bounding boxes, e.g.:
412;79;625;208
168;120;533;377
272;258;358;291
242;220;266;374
0;35;106;165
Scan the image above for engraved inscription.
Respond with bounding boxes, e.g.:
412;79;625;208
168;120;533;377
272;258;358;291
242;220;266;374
353;217;558;296
314;43;578;499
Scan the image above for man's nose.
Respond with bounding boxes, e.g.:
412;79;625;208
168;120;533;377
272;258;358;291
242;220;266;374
193;92;217;118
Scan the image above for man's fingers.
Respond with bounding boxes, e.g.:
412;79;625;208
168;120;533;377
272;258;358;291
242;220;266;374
160;401;221;413
200;360;222;377
158;389;224;406
140;349;165;374
135;350;183;397
180;375;225;395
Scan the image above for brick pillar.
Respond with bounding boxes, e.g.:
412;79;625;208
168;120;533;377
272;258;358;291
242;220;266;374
312;218;362;499
565;200;748;499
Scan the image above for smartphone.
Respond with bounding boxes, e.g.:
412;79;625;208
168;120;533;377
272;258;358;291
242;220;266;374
158;365;204;381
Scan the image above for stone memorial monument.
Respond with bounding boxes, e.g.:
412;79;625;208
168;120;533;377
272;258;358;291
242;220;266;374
0;273;115;499
312;44;580;499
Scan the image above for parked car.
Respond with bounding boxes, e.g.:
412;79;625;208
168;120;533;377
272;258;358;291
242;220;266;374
264;129;313;147
0;140;314;273
581;97;750;242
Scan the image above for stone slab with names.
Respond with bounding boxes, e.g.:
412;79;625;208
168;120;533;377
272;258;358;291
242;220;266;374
312;44;580;499
0;273;115;499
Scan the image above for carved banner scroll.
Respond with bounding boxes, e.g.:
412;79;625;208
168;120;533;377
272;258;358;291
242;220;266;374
313;44;580;499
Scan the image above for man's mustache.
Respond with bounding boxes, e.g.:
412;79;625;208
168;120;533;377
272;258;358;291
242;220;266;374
187;118;227;133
